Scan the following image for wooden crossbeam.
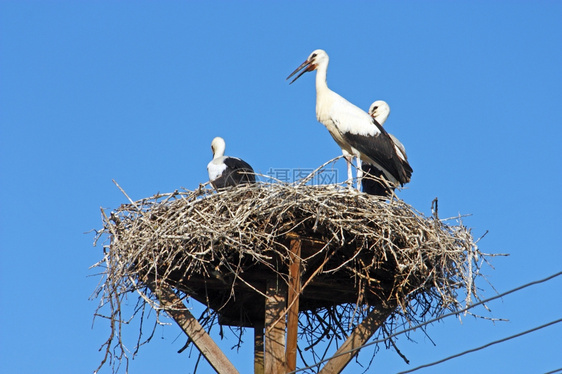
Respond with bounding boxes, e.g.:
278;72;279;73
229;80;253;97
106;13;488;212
318;303;397;374
146;280;239;374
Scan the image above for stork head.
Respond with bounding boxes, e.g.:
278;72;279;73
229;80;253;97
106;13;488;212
210;137;226;159
368;100;390;126
286;49;329;84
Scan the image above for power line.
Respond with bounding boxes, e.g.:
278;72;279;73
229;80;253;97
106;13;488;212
397;317;562;374
290;270;562;373
544;368;562;374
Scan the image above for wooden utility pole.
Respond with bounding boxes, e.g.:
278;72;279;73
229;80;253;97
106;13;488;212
254;321;265;374
286;239;302;372
146;238;393;374
264;278;287;373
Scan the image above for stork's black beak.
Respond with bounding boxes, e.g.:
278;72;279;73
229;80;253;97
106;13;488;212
286;59;315;84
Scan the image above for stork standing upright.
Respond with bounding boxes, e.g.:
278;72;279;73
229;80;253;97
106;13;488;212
287;49;412;191
362;100;410;196
207;137;255;190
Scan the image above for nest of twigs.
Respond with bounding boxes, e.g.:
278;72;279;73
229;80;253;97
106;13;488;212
92;169;489;372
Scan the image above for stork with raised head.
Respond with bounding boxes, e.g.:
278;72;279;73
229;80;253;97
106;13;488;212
362;100;410;196
287;49;412;191
207;137;255;190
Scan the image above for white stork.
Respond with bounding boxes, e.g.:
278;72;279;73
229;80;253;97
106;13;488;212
287;49;412;191
362;100;410;196
207;137;255;190
369;100;408;162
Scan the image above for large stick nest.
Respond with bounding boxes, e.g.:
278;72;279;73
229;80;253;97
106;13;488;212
92;175;488;372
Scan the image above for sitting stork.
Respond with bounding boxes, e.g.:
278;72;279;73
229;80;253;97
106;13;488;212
287;49;412;191
207;137;255;190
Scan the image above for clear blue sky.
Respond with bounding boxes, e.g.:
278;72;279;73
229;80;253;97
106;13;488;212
1;2;561;373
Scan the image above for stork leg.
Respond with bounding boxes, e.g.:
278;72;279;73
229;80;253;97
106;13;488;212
344;154;353;188
355;157;363;192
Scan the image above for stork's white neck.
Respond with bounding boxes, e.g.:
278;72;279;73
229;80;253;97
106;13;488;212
315;61;329;97
314;60;336;126
214;149;224;160
212;140;226;160
374;112;389;126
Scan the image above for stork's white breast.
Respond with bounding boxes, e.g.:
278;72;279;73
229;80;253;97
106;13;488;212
207;157;228;181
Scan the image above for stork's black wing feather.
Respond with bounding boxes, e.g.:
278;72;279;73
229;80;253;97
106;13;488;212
341;120;412;185
222;157;256;185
